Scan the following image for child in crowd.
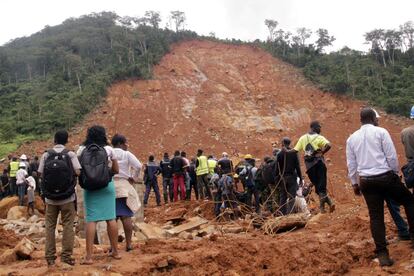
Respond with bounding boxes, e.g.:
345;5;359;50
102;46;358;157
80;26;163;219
26;173;36;215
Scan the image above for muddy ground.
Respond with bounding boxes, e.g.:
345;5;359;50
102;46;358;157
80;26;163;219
2;40;414;275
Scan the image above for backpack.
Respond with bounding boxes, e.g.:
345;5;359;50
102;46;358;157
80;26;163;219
304;135;319;162
79;144;111;191
402;161;414;188
43;149;75;200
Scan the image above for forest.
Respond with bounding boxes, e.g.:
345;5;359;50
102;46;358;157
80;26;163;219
0;11;413;148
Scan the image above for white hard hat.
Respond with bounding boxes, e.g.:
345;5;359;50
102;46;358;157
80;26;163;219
20;154;27;160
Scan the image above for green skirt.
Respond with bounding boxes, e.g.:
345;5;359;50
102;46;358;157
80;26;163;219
84;180;116;222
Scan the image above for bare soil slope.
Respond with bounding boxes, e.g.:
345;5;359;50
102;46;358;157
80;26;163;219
7;40;414;275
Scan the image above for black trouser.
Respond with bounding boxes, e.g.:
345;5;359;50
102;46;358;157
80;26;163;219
214;191;222;217
247;185;260;213
306;161;327;195
278;175;298;215
197;174;211;199
187;178;199;200
360;171;414;254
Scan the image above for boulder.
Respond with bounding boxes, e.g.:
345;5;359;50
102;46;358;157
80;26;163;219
7;206;27;220
178;231;193;240
27;215;39;223
136;223;166;240
14;237;35;259
0;249;17;264
0;196;44;218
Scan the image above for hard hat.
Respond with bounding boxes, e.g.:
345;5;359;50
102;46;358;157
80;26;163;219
244;154;253;159
222;152;228;157
411;105;414;119
19;162;26;168
20;154;27;160
233;174;239;178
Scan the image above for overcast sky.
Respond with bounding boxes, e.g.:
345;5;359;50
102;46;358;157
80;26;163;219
1;0;414;51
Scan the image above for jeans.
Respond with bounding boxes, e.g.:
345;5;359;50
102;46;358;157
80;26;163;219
360;171;414;254
214;191;222;217
278;175;298;215
173;174;185;201
197;174;211;199
144;179;161;205
45;201;76;262
162;177;173;203
17;184;26;206
386;198;409;238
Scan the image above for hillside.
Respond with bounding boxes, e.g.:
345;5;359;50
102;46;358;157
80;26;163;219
4;40;414;275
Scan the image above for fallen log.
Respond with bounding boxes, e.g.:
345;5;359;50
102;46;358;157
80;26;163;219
261;213;309;234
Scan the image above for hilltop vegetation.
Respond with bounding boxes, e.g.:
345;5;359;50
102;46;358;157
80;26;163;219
0;11;197;141
258;20;414;116
0;11;413;145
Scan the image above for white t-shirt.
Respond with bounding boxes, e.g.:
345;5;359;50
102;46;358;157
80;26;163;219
16;169;28;185
113;148;142;179
26;176;36;191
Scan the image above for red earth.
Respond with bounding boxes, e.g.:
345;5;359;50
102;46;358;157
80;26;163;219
3;40;414;275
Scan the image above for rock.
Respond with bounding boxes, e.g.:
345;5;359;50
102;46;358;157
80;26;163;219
28;215;39;223
167;255;178;265
7;206;27;220
196;225;216;237
0;249;17;264
178;231;193;240
156;259;169;268
193;207;201;214
14;237;35;259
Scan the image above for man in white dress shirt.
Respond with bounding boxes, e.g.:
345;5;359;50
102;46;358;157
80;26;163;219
346;107;414;266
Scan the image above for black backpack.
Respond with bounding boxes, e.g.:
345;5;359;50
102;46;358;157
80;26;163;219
43;149;75;200
304;135;319;162
240;165;254;188
79;144;111;191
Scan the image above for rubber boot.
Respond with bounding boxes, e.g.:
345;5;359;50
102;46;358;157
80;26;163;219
186;190;191;201
325;196;336;213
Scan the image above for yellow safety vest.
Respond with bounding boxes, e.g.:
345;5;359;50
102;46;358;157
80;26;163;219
9;161;19;177
196;156;209;176
208;159;217;174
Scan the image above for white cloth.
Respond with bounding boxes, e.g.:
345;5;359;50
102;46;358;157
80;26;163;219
114;177;141;213
16;169;28;185
113;148;142;180
346;124;399;185
26;176;36;191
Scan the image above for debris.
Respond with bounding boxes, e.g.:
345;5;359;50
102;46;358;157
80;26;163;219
0;249;17;264
7;206;27;220
221;226;244;234
178;231;193;240
136;223;166;239
166;216;208;236
14;237;35;259
261;214;309;234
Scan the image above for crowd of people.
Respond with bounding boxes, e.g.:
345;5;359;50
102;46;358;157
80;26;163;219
2;107;414;268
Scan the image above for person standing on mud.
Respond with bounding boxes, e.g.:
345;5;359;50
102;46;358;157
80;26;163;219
217;152;234;176
160;153;173;204
188;158;199;200
169;150;186;201
143;155;162;206
346;107;414;266
8;156;19;196
276;137;303;215
196;149;211;200
38;130;81;267
294;121;335;213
